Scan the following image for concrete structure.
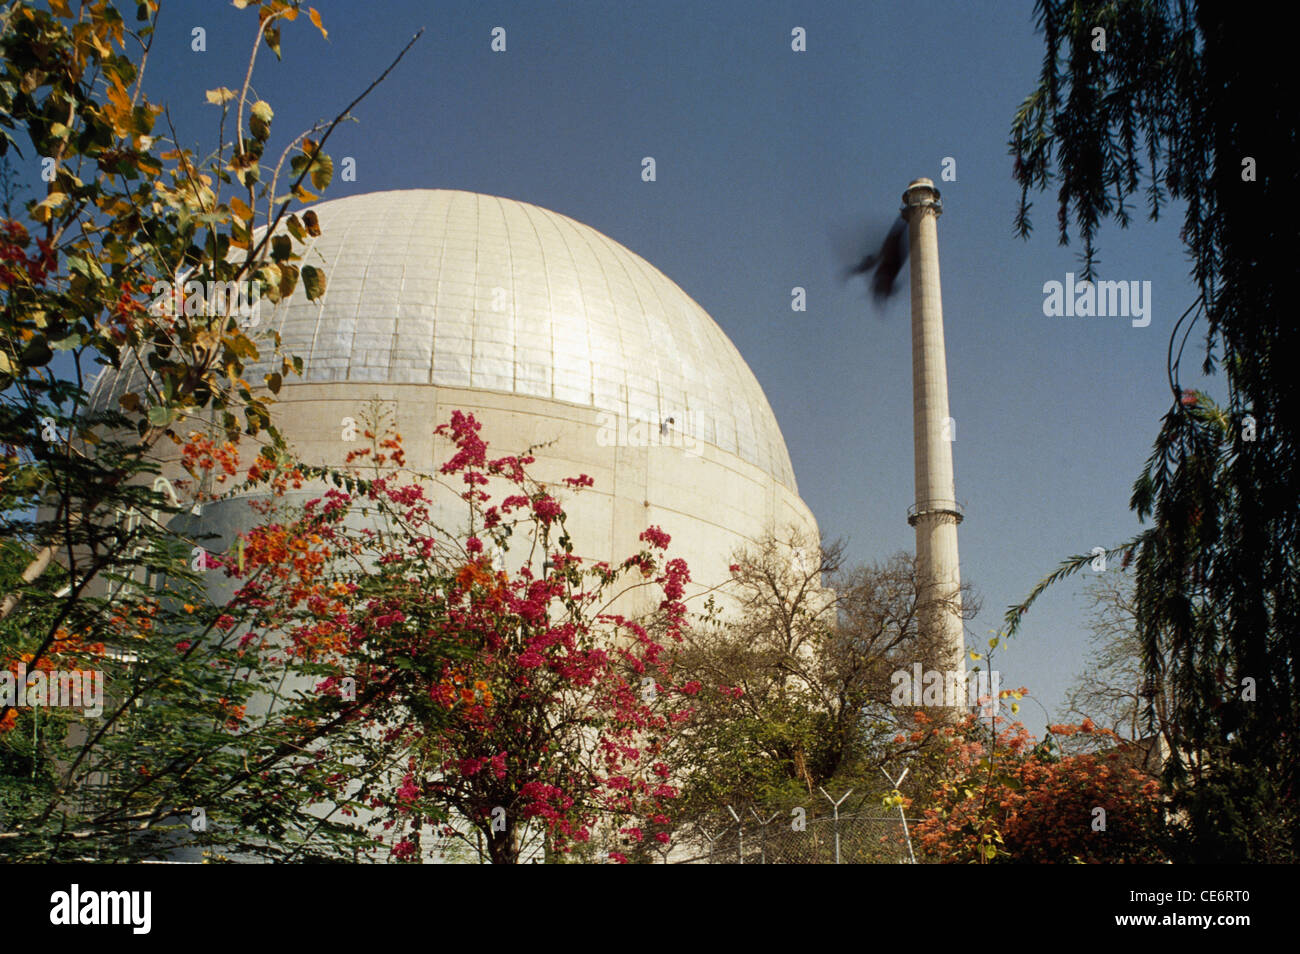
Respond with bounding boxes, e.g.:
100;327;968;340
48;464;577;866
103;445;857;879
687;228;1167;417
90;187;821;612
901;178;966;689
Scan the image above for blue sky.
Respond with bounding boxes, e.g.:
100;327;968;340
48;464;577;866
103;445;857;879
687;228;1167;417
31;0;1213;724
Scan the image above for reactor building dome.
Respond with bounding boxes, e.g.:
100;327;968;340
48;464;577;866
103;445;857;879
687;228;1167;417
91;188;821;604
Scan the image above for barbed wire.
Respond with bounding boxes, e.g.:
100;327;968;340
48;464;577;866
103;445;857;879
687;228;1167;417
664;812;922;864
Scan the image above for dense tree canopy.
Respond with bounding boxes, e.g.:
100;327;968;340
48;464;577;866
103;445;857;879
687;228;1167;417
1007;0;1298;861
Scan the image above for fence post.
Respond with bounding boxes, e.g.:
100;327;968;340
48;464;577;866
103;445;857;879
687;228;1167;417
882;766;918;864
750;809;779;864
726;805;743;864
700;825;724;864
818;787;853;864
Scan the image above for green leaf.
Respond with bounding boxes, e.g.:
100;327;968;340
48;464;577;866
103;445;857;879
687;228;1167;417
249;100;272;140
147;405;174;427
301;265;326;302
258;264;283;302
277;264;299;300
20;339;53;366
271;234;292;262
309;154;333;191
264;25;281;59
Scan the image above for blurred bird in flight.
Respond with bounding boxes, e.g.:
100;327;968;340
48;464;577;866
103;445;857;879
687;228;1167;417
846;215;909;302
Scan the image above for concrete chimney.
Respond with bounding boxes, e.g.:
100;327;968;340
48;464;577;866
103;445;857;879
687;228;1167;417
901;178;966;706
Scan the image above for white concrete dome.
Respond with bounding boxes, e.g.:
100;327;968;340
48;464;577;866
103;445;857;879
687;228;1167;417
259;189;798;491
91;189;820;598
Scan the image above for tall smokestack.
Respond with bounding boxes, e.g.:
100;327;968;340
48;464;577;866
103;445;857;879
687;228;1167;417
902;178;966;706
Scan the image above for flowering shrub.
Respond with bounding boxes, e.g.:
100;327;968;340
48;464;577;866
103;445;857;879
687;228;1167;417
224;410;695;862
912;708;1168;863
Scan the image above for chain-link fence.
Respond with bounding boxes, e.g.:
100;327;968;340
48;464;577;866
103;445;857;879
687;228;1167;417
665;812;921;864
